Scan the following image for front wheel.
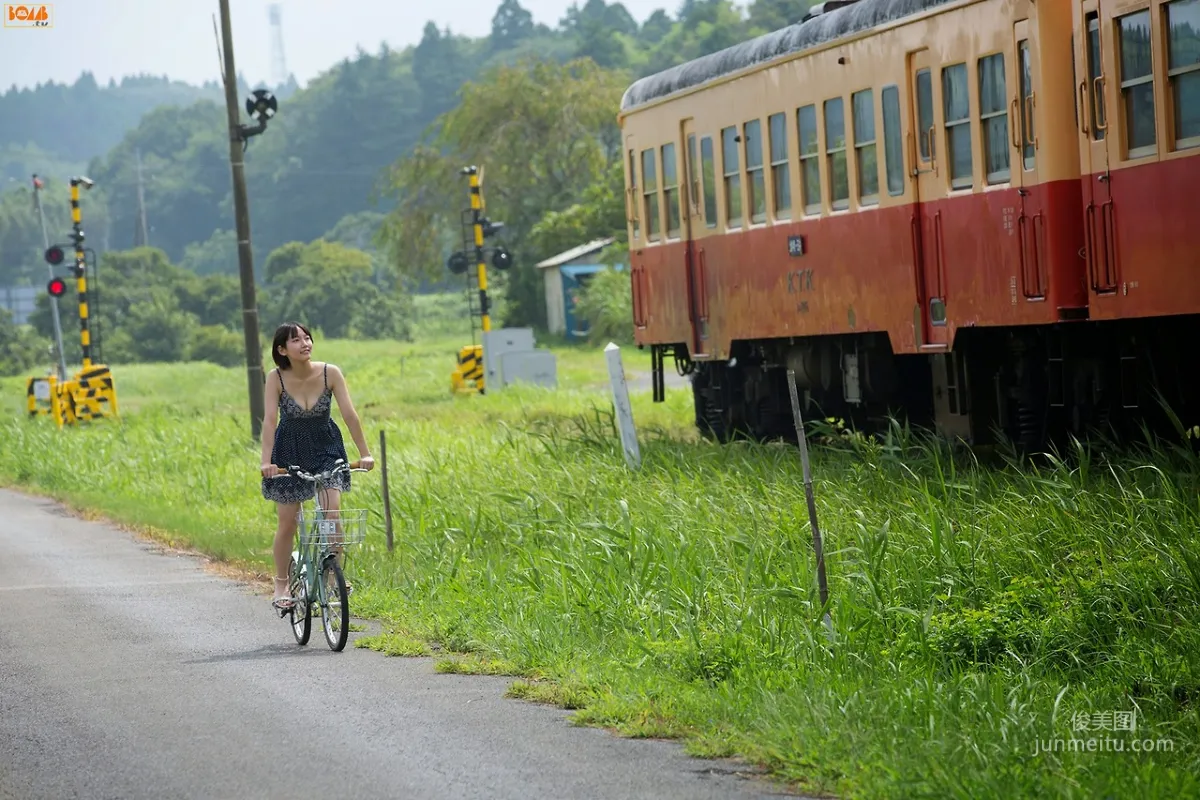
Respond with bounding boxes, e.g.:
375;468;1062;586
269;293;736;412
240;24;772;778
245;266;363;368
290;557;311;645
320;557;349;651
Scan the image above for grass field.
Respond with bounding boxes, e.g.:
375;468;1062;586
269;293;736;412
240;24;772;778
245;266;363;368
2;323;1198;799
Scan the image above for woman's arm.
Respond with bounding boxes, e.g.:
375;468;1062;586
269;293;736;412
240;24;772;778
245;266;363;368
328;364;374;469
260;368;281;475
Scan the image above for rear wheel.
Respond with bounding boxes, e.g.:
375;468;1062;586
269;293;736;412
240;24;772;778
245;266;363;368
320;557;349;652
289;557;311;645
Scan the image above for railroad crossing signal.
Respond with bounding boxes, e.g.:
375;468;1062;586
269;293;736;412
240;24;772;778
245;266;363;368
447;166;514;394
245;88;277;124
25;176;119;427
237;88;278;151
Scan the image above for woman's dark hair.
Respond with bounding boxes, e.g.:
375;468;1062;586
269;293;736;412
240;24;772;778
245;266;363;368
271;322;312;370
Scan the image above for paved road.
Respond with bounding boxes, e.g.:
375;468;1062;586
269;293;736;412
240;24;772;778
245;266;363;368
0;488;796;800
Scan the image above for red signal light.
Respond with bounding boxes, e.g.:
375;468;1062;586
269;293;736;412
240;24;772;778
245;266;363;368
47;277;67;297
44;245;65;266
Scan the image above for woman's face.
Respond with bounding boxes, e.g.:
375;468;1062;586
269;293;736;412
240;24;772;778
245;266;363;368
279;328;312;365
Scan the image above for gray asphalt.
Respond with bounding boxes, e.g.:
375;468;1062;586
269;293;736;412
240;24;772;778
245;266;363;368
0;488;797;800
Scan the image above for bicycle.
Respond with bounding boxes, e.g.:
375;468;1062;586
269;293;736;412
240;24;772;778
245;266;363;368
267;458;370;651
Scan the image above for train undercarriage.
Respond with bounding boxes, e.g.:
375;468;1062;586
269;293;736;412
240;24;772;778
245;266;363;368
649;315;1200;452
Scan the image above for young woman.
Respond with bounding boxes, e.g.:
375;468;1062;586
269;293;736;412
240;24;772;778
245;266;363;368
259;321;374;609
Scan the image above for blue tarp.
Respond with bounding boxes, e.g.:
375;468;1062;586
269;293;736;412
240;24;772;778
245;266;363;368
560;263;624;278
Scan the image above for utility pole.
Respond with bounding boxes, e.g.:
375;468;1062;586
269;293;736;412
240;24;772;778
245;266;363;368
217;0;266;441
134;148;149;247
32;174;68;381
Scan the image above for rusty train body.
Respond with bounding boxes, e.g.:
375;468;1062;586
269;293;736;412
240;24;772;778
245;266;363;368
619;0;1200;447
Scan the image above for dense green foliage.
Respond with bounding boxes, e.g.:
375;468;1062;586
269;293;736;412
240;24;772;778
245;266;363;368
22;240;411;370
0;307;49;377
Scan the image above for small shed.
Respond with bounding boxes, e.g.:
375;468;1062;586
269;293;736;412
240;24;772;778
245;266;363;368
535;237;622;340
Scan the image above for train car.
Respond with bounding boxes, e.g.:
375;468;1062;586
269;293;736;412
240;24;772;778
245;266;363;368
619;0;1200;448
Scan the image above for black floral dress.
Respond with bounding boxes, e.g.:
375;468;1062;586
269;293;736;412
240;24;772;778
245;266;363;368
261;364;351;504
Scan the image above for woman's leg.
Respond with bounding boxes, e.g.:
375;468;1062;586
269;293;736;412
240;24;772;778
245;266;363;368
317;487;349;577
273;501;300;604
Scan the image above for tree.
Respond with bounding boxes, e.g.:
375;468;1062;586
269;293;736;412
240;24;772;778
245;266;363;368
88;101;230;261
179;229;237;276
378;57;627;329
322;210;386;253
414;24;479;120
748;0;815;33
27;246;245;365
490;0;535;51
0;307;49;377
261;239;412;341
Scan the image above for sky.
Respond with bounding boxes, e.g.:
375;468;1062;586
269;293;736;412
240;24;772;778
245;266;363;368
0;0;675;91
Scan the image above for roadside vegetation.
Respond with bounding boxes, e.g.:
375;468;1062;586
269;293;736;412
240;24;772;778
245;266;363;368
1;310;1197;799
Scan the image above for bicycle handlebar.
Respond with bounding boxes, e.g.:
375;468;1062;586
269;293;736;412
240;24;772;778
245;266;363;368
265;459;372;481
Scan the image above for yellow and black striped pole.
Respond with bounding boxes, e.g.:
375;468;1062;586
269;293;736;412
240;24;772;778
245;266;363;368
68;178;92;369
467;167;491;333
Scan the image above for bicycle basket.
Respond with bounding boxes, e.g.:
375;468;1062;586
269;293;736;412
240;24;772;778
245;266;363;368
297;508;368;548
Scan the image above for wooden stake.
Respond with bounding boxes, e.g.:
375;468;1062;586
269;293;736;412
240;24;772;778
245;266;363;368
786;369;834;639
380;430;393;552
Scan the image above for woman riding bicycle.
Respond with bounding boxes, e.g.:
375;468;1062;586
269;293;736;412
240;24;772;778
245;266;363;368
259;321;375;609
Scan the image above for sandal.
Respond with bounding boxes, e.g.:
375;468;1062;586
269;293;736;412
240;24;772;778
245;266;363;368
272;576;295;610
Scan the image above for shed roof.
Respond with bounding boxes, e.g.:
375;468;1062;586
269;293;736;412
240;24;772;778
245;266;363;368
535;237;616;269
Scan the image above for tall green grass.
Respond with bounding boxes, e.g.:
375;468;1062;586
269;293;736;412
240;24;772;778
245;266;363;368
1;338;1197;799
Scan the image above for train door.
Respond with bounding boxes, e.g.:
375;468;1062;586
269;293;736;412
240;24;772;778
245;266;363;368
624;137;648;332
1014;19;1047;299
908;48;948;349
1076;0;1117;294
681;118;710;357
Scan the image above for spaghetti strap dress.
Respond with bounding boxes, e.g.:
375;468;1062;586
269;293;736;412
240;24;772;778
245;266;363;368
261;363;351;504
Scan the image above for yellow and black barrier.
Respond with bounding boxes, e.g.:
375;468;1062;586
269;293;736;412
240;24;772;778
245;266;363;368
72;364;118;421
26;375;61;422
26;365;117;427
451;344;484;394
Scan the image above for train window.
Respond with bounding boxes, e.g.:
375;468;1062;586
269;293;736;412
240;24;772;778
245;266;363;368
1086;15;1107;141
744;119;767;224
641;148;660;241
722;126;743;228
943;63;973;188
768;112;791;218
881;85;905;195
662;142;680;239
824;97;850;210
1118;10;1157;157
700;136;718;228
1018;41;1037;169
797;104;822;214
627;149;639;241
852;89;879;205
1166;0;1200;148
978;54;1011;183
917;69;934;161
